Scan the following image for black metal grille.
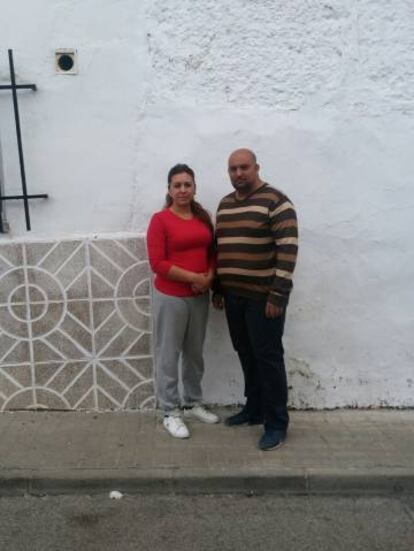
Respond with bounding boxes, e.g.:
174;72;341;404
0;49;48;231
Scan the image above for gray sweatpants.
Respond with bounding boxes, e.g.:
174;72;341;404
152;288;209;413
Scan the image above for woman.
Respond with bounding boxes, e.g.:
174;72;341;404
147;163;219;438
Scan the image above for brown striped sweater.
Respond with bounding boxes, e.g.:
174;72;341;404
215;183;298;307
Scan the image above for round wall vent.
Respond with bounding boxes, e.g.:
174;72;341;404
55;49;78;75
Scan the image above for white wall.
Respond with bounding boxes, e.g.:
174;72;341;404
1;0;413;407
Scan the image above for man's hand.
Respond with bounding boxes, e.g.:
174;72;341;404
265;302;284;319
212;293;224;310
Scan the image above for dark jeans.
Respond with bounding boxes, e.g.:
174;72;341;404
224;293;289;432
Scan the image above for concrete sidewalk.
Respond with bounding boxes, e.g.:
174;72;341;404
0;409;413;496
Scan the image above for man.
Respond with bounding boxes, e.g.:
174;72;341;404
213;148;298;451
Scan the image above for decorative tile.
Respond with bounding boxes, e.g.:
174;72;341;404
95;362;129;407
0;237;155;411
32;340;67;362
0;337;30;364
73;389;96;410
8;283;27;304
99;326;150;359
0;305;30;339
115;237;148;263
26;266;67;302
65;271;89;300
34;388;72;409
0;267;26;304
123;380;156;410
24;242;57;267
96;389;120;410
53;247;88;297
115;300;151;333
0;255;13;277
90;270;115;299
2;388;36;410
60;310;93;351
89;244;123;288
123;357;153;379
0;364;32;397
92;240;139;271
25;241;89;299
44;327;93;360
98;358;151;389
0;243;23;269
115;262;150;300
41;242;84;273
66;301;92;329
30;303;66;339
127;333;152;356
48;362;94;409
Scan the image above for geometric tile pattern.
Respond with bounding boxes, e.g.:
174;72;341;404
0;237;154;411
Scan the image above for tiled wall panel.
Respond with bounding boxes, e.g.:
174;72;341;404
0;238;154;411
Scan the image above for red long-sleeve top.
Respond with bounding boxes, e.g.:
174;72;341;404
147;209;215;297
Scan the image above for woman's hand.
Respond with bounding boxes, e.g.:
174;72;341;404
191;272;213;294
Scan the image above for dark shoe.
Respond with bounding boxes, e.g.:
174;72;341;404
258;429;286;451
225;409;263;427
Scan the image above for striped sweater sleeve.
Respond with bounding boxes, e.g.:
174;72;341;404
268;196;298;307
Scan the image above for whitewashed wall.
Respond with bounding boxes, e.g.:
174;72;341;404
0;0;413;408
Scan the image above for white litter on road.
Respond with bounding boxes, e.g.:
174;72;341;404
109;490;123;500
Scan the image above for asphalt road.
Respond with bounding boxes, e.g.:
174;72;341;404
0;494;413;551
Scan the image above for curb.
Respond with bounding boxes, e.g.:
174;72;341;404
1;468;413;497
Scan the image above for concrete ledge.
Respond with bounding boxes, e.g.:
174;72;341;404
306;469;414;495
1;468;413;497
0;410;413;497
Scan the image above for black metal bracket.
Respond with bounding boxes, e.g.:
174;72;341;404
0;49;48;232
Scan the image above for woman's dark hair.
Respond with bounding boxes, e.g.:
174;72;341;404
165;163;213;233
167;163;195;184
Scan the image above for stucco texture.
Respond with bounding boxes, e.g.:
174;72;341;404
0;0;413;408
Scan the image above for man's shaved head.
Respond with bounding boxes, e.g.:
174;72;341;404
228;148;257;165
227;148;261;197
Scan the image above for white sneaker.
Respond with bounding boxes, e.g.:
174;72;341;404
163;415;190;439
183;405;220;424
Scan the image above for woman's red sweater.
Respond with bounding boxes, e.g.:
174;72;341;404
147;208;214;297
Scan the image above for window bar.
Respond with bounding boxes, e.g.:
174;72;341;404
0;49;48;232
0;84;36;91
9;49;31;230
0;182;4;234
0;142;5;233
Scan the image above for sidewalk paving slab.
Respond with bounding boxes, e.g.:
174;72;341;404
0;409;413;496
